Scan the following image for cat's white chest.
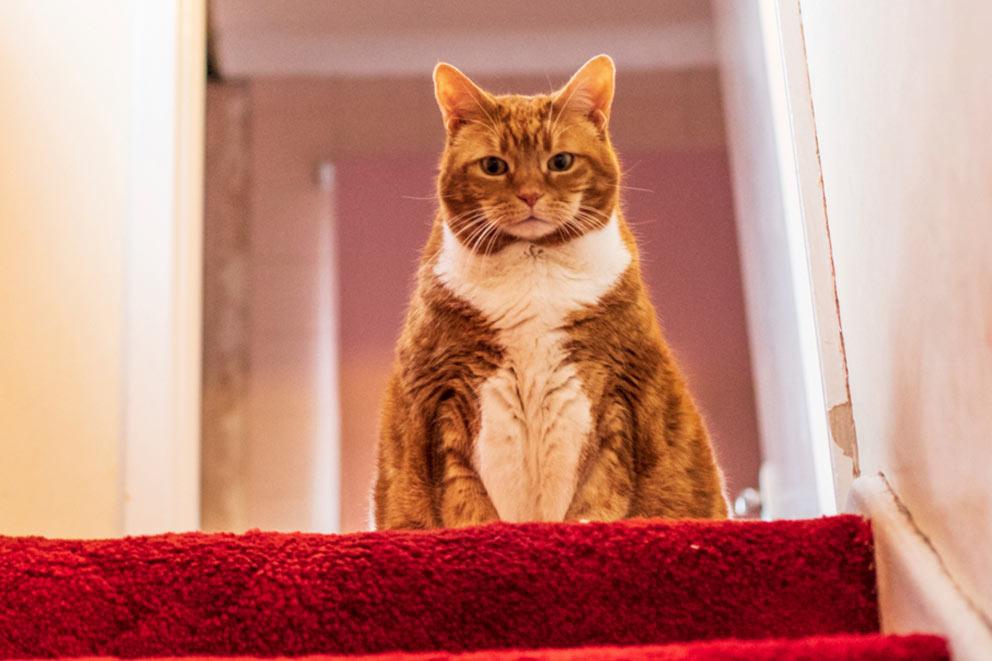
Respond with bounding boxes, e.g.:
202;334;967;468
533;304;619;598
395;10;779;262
434;217;631;521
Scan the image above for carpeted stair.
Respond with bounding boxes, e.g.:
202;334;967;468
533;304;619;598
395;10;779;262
0;515;947;660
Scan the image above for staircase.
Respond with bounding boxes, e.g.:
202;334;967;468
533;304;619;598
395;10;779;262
0;516;947;659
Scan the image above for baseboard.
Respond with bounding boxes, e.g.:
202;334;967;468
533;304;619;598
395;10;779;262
848;474;992;660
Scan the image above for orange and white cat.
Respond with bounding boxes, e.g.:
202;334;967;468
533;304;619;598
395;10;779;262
374;55;727;529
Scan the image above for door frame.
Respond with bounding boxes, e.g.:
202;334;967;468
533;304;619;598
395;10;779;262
767;0;859;509
122;0;205;534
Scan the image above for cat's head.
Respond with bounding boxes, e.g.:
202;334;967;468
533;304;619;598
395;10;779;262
434;55;620;251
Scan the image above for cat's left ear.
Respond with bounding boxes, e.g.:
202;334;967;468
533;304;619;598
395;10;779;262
553;54;615;132
433;62;495;133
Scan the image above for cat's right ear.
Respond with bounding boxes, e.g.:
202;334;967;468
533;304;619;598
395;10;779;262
433;63;493;133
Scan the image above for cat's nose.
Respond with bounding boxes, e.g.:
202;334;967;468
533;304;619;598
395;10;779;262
517;192;544;208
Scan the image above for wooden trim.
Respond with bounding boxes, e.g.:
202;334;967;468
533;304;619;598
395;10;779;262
770;0;857;510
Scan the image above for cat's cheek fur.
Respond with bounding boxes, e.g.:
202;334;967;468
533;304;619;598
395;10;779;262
434;214;632;522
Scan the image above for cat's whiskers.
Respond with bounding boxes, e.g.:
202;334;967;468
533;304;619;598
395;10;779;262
575;207;613;230
576;210;606;225
469;221;497;257
613;183;654;194
425;213;487;270
558;220;581;243
548;79;582;142
468;219;505;279
454;210;488;226
462;119;502;143
463;211;499;257
429;210;493;280
480;223;504;269
448;214;492;262
568;218;593;237
446;207;489;229
577;204;611;220
544;102;556;147
551;122;579;143
570;211;606;237
456;82;503;142
621;160;644;177
403;194;464;204
467;220;488;253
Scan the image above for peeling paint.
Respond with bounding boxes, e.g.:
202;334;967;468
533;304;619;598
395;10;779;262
828;400;859;475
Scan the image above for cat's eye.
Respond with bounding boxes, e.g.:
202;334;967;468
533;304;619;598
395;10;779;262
548;152;575;172
480;156;509;176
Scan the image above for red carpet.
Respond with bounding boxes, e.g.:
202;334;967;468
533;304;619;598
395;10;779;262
0;516;946;660
9;635;947;660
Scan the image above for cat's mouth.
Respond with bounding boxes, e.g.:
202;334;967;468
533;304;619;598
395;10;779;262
503;215;556;240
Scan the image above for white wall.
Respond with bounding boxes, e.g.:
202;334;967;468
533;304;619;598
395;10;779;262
0;2;130;537
0;1;204;537
799;0;992;624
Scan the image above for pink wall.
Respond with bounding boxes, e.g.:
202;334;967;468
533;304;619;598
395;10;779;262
620;150;760;504
334;149;759;531
335;158;435;354
334;159;438;532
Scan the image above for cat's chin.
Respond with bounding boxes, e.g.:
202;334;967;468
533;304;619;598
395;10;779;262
502;216;557;241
